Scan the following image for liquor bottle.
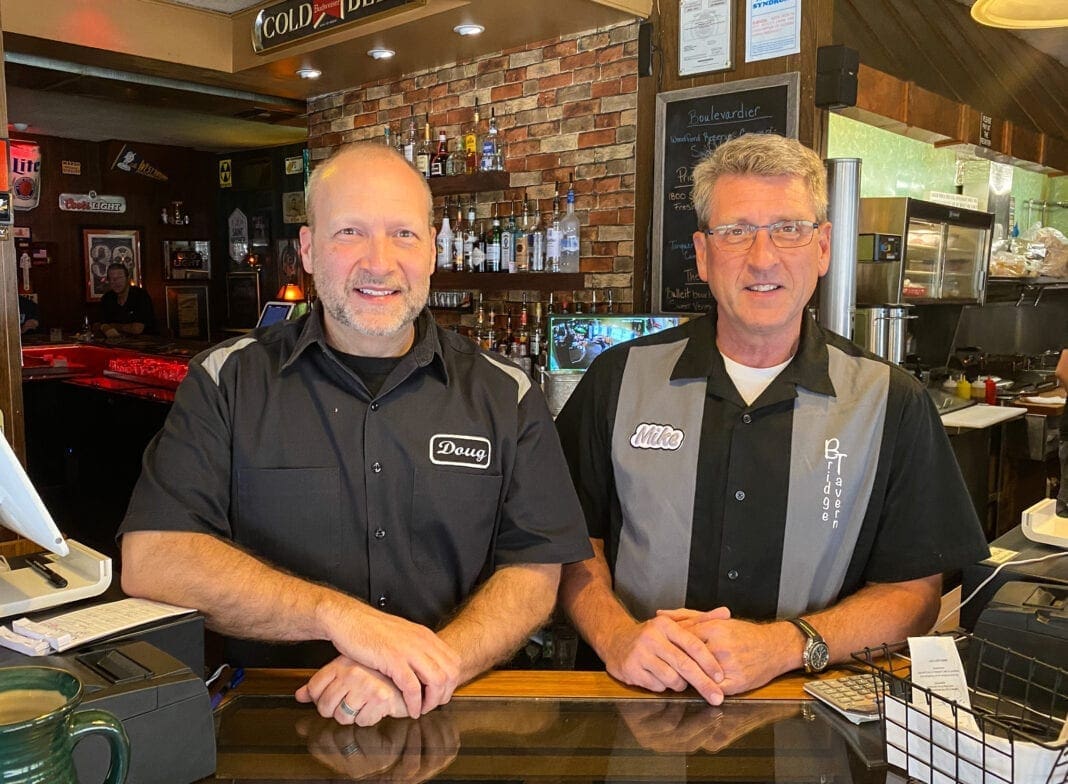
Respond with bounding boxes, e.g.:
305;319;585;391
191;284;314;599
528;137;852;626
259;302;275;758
572;291;584;314
446;136;466;177
415;122;432;179
403;107;417;163
481;108;500;172
559;176;581;272
514;300;530;358
497;308;514;355
481;306;496;351
463;200;478;272
436;199;453;270
451;200;466;272
501;201;516;273
381;125;393;147
603;288;613;314
514;199;529;272
529;202;545;272
530;301;546;374
471;220;486;273
463;99;481;175
589;289;598;314
545;184;562;273
473;296;486;347
430;129;449;178
486;206;502;273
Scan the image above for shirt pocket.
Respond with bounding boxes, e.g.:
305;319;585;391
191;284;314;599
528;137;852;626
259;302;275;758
411;467;503;576
235;466;342;578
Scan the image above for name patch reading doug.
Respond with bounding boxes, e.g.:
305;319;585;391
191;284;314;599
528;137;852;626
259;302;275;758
629;422;685;451
429;434;492;469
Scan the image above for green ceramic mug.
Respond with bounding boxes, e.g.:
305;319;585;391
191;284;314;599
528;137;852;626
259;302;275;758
0;666;129;784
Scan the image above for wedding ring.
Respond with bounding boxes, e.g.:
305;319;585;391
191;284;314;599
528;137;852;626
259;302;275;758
340;741;362;757
339;699;357;717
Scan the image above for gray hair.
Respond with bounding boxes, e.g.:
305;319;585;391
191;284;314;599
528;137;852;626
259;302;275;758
690;134;828;228
305;142;434;229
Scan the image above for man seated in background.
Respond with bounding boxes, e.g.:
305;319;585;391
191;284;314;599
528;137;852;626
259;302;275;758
18;294;40;334
119;143;591;726
556;133;989;704
97;262;155;337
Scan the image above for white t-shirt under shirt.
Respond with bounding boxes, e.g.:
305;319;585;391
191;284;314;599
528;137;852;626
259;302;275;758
721;354;793;406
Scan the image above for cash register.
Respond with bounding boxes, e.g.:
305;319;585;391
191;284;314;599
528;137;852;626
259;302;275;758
0;434;215;783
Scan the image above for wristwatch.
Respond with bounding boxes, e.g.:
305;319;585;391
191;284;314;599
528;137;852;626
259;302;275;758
787;617;830;673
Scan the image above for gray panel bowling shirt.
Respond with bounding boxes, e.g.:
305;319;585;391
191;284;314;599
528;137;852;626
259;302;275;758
120;307;591;666
555;310;988;621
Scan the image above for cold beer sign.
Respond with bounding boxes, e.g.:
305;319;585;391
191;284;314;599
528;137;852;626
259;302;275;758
252;0;424;52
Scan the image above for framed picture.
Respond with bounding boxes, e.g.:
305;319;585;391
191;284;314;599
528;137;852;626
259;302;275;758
163;239;211;280
226;270;261;329
282;191;306;224
83;228;141;302
250;212;271;247
165;285;210;341
275;238;306;294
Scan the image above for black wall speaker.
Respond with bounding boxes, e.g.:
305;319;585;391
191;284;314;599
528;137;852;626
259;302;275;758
638;22;654;78
815;45;859;109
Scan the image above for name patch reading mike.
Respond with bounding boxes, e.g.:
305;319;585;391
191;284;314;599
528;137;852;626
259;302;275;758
429;434;492;469
629;422;685;451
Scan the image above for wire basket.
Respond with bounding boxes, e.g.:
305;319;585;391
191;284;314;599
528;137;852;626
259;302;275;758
853;633;1068;784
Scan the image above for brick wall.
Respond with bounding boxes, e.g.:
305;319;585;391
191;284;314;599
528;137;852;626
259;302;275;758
305;20;640;311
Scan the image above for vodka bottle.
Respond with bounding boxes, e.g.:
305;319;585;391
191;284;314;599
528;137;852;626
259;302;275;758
501;201;515;272
481;108;500;172
436;200;453;270
529;202;545;272
559;177;581;272
545;184;562;273
403;107;417;163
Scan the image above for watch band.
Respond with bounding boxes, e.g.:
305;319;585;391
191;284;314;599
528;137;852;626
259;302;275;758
787;617;829;673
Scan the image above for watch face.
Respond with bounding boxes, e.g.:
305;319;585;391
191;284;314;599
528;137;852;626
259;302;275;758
808;641;831;672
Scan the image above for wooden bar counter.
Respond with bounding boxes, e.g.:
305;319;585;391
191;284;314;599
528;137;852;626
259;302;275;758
204;669;889;782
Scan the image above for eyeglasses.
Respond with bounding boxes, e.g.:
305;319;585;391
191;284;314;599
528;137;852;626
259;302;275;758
703;220;821;250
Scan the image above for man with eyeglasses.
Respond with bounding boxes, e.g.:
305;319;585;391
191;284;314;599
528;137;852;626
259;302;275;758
555;133;987;703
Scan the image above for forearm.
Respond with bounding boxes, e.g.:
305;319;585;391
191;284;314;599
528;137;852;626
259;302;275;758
120;530;368;644
778;576;941;676
437;562;560;683
558;541;639;659
1056;349;1068;391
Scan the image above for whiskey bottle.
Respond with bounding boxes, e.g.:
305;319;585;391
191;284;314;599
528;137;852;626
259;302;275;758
486;205;502;273
403;107;417;164
430;129;449;178
559;176;581;273
463;99;481;175
501;201;516;272
415;122;432;179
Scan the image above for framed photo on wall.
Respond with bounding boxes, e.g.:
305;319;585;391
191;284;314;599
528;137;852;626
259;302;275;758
226;270;261;329
163;239;211;280
165;285;211;341
83;228;141;302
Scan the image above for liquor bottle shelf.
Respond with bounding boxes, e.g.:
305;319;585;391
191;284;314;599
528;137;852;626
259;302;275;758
430;271;585;294
429;171;510;197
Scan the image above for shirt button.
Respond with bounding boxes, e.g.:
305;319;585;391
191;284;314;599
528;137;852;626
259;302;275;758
374;528;386;539
742;413;752;424
735;490;746;501
377;595;388;608
727;569;739;581
371;461;382;473
370;402;380;411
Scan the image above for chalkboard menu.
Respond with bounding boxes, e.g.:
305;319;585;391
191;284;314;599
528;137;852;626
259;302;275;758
652;74;799;313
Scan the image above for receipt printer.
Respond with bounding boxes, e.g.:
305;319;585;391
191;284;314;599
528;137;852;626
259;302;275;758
973;581;1068;693
32;640;215;783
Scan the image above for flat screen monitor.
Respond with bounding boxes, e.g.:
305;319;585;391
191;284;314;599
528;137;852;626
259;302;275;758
0;434;68;557
256;301;296;329
547;314;690;372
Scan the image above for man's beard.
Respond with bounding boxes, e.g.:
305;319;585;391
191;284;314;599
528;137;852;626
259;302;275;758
318;271;428;338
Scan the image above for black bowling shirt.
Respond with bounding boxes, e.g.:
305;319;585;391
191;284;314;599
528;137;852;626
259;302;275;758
120;307;591;666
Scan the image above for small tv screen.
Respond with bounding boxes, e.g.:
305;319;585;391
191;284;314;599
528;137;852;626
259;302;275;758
257;301;295;328
547;314;689;372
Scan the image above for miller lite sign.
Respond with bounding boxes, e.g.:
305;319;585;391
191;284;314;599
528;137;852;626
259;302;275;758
252;0;424;52
10;140;41;211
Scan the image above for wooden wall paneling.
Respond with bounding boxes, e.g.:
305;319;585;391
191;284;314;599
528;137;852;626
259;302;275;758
906;84;964;142
833;0;900;79
1007;124;1043;169
1045;135;1068;174
939;2;1065;135
854;63;908;123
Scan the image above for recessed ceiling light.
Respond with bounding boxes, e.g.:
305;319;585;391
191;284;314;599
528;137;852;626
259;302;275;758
368;48;395;60
10;122;28;132
453;23;485;36
296;67;322;80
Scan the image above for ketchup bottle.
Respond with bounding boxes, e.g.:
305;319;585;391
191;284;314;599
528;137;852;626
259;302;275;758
984;377;997;405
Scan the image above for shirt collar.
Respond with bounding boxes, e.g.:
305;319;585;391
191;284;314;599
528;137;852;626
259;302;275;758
282;305;449;384
670;304;836;399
